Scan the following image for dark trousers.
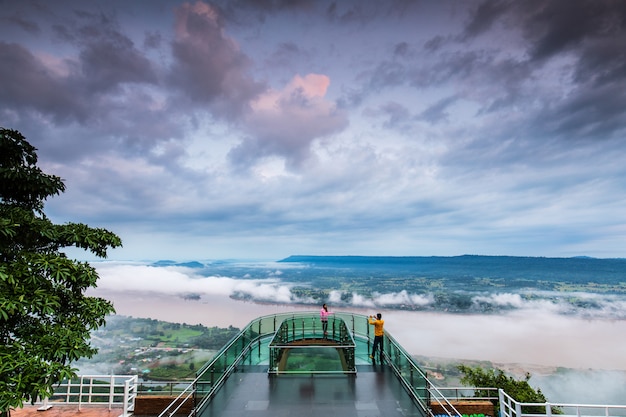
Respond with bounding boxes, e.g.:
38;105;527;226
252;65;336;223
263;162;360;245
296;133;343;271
322;320;328;335
372;335;383;360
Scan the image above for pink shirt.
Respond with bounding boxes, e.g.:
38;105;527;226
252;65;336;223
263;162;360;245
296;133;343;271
320;308;331;321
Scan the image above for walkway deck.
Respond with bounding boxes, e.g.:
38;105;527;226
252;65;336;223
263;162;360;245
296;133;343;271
199;364;424;417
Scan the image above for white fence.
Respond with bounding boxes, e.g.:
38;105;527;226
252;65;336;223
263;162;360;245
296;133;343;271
36;375;137;417
499;388;626;417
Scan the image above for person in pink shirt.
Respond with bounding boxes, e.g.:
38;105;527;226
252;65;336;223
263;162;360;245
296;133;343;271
320;303;332;338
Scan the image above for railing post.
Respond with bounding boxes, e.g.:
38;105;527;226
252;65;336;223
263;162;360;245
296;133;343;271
109;375;114;410
37;397;52;411
499;389;506;417
546;402;552;417
78;376;84;410
122;379;130;417
66;378;71;403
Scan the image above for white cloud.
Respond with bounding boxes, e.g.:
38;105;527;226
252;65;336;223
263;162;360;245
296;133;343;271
374;290;434;307
94;263;313;304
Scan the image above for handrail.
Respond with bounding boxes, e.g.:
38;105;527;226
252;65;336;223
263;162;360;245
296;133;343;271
268;314;357;374
158;312;283;417
434;386;499;402
136;380;191;395
499;388;626;417
32;375;137;417
380;330;462;417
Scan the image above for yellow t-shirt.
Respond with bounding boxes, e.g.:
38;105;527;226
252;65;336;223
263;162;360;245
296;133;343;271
368;317;384;336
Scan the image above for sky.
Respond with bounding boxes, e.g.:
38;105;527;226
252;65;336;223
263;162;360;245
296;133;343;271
2;0;626;261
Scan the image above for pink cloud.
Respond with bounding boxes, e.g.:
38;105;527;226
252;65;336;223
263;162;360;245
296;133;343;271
230;73;348;169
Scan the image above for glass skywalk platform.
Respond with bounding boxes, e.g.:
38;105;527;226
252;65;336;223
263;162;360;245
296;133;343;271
157;312;450;417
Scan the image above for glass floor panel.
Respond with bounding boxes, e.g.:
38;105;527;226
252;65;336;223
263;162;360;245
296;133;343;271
198;364;425;417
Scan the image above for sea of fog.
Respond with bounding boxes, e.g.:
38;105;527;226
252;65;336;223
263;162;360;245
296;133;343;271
87;257;626;404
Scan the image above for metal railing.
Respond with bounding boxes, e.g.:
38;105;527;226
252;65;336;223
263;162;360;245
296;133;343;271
137;380;191;395
376;329;464;417
268;314;356;374
500;389;626;417
156;311;436;417
434;386;499;402
35;374;137;417
158;312;282;417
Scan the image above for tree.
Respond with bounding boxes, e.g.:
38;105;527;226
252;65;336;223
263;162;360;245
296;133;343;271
0;128;122;416
458;364;561;414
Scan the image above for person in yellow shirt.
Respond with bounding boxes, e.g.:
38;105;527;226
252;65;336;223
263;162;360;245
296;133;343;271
368;313;384;362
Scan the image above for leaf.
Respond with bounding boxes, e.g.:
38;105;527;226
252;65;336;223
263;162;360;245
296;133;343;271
1;128;122;413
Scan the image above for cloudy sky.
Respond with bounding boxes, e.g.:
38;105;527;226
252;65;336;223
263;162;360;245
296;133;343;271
2;0;626;260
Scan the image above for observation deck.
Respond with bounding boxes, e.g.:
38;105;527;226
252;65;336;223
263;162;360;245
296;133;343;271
158;312;448;417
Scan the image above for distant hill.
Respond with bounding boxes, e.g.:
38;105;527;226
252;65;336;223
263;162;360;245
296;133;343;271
278;255;450;264
278;255;600;263
152;260;205;268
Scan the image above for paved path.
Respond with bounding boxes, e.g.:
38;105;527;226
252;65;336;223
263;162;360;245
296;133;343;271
12;405;122;417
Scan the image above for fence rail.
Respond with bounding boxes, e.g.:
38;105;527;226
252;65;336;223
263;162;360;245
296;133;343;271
34;375;137;417
433;386;499;402
499;388;626;417
137;380;192;396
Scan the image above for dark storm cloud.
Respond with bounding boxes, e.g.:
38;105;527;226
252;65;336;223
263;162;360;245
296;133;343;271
417;95;458;125
0;8;157;125
265;42;306;70
424;35;448;52
364;61;407;91
0;41;89;123
143;31;163;50
411;0;626;152
412;50;490;87
461;0;510;40
51;10;158;92
528;84;626;143
518;0;626;62
215;0;421;26
377;102;411;130
168;2;265;118
76;30;157;93
228;0;315;14
393;42;409;57
462;0;626;89
2;13;41;34
509;1;626;144
573;35;626;87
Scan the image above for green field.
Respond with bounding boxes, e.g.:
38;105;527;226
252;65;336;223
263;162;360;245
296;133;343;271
77;315;240;380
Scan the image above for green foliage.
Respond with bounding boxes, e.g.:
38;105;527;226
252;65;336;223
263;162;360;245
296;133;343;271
0;128;122;413
458;365;561;414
